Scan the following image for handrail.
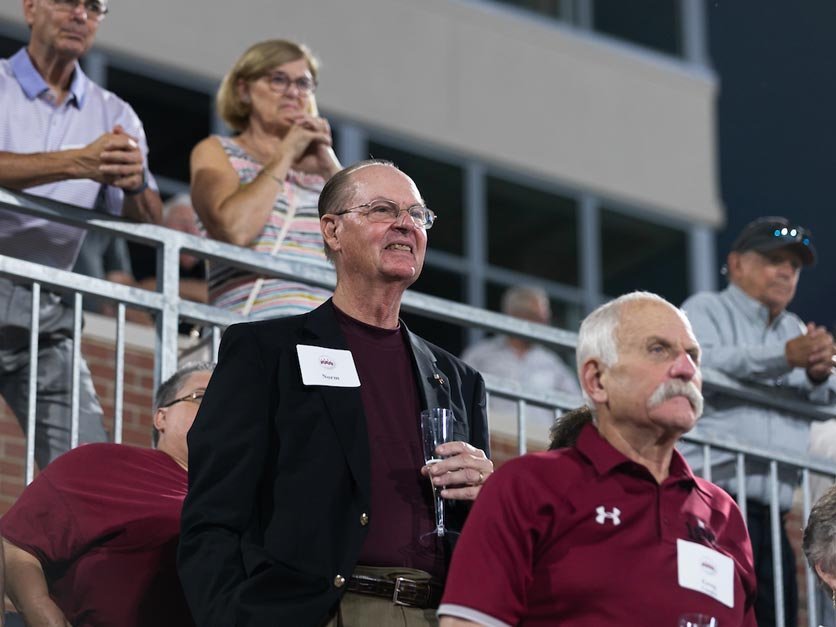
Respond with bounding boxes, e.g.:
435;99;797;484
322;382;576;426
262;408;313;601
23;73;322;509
3;185;836;422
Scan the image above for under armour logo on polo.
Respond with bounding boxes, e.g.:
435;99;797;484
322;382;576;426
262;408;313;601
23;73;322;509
595;505;621;526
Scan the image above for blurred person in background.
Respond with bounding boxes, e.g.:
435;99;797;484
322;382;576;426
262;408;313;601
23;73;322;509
461;285;580;429
682;216;836;627
133;193;208;306
0;0;162;469
191;39;341;319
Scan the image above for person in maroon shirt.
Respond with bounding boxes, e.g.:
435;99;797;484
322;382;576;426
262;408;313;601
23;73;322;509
178;160;492;627
1;361;214;627
439;292;757;627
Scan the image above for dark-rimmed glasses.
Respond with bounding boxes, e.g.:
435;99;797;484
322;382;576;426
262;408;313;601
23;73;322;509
334;200;436;230
160;390;204;408
262;71;317;96
48;0;109;21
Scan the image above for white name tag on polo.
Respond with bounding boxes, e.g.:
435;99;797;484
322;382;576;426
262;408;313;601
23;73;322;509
296;345;360;387
677;539;734;608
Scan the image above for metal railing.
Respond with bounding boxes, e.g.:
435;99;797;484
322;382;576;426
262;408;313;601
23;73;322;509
1;187;835;626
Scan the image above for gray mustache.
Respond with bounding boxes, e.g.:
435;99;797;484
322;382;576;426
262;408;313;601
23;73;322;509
647;379;704;419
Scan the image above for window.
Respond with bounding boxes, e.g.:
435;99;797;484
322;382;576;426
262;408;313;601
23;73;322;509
600;208;688;305
593;0;681;57
487;176;578;286
480;0;683;58
0;34;24;58
367;141;464;256
403;267;466;356
488;0;565;19
106;67;211;184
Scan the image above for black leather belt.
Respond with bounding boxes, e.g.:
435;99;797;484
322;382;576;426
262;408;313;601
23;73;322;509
347;573;443;609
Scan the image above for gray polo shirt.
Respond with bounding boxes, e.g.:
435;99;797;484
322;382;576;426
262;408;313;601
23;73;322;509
681;283;836;508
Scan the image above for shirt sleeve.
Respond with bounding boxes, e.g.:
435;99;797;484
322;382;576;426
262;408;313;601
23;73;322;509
682;293;793;382
0;469;84;566
440;458;548;625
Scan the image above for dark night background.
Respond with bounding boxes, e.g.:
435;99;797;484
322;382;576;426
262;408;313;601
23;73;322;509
707;2;836;329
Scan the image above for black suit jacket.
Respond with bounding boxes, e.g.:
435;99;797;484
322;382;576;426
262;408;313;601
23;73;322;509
178;301;488;626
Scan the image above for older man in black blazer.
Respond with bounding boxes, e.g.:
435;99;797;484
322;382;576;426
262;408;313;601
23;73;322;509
178;160;492;627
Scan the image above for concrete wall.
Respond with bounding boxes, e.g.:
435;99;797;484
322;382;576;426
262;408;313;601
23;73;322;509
0;0;723;225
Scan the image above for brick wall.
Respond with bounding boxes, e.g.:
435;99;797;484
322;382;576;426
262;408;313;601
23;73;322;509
0;334;156;515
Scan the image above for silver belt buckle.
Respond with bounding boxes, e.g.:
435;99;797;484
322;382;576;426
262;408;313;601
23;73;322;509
392;576;416;606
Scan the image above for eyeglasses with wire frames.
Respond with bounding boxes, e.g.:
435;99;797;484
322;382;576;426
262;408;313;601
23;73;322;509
48;0;109;21
261;71;317;95
159;390;205;409
333;200;436;230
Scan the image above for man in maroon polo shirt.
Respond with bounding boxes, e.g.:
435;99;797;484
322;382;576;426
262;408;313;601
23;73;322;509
439;291;757;627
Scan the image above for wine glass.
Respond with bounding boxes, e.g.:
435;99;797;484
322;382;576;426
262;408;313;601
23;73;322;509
421;407;455;537
678;614;717;627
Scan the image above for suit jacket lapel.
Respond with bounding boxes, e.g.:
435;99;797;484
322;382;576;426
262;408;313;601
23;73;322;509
405;322;450;412
297;301;371;501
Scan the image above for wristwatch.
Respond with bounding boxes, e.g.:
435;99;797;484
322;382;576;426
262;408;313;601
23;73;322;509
124;169;149;196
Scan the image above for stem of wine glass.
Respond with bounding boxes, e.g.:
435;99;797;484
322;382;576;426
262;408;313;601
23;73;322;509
434;486;445;536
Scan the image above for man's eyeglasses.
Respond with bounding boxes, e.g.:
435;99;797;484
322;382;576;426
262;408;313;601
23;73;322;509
334;200;436;230
262;71;317;96
48;0;109;21
160;390;204;408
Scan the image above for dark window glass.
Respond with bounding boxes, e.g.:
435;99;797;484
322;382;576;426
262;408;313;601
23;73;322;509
0;34;24;59
106;67;211;184
593;0;681;56
487;176;578;286
402;267;465;356
324;115;340;161
367;141;464;256
600;208;688;305
488;0;564;19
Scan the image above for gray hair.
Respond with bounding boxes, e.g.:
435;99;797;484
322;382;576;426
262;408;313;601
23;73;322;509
575;291;682;404
153;361;215;444
501;285;549;317
153;361;215;413
803;484;836;587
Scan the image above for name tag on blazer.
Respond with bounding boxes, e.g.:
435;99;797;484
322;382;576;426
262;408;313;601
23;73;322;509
296;345;361;387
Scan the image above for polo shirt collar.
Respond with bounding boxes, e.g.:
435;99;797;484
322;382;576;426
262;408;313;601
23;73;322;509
575;422;705;492
9;46;88;108
726;282;785;328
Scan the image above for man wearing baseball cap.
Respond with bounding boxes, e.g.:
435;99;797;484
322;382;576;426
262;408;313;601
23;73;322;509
682;216;836;627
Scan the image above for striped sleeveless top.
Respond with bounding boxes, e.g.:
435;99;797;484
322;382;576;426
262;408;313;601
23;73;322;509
205;136;332;319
